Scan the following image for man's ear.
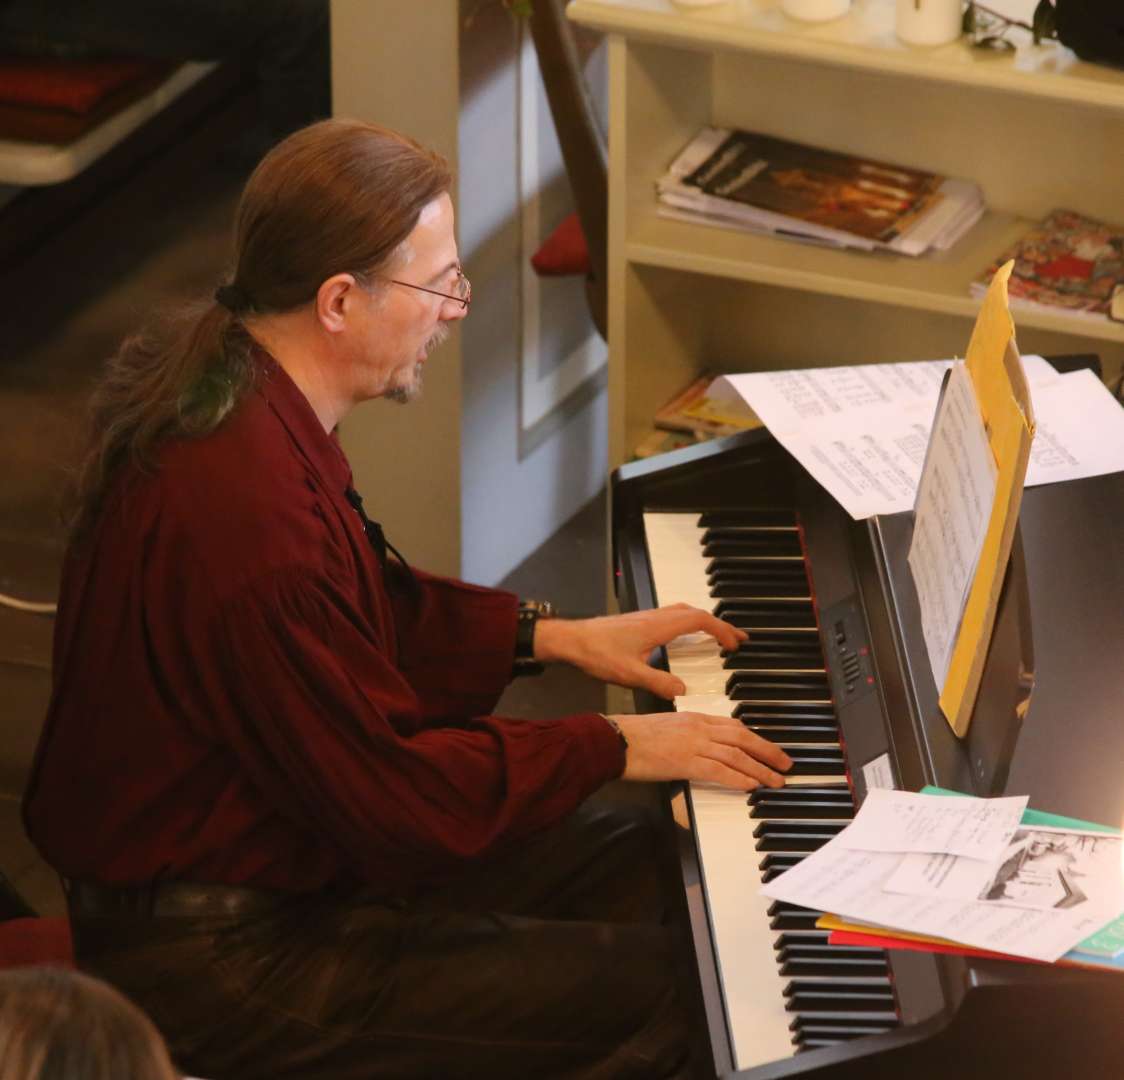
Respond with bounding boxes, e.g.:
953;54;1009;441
315;273;360;333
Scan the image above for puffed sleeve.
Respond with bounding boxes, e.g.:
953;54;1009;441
203;566;625;889
382;561;522;721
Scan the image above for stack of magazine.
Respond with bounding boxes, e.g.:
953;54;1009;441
658;127;984;257
971;209;1124;322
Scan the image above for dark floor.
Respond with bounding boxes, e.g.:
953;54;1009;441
0;96;612;917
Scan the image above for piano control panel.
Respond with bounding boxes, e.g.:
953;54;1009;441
821;597;877;706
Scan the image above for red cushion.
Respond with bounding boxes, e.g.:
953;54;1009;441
0;917;75;968
0;55;168;115
531;211;591;277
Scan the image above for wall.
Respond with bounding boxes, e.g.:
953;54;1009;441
457;5;608;585
331;0;608;585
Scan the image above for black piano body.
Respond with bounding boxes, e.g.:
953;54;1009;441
611;411;1124;1078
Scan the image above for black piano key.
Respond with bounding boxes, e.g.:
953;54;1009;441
734;705;837;725
782;961;890;980
748;727;842;747
724;653;824;672
779;945;887;965
775;931;831;948
751;789;852;810
789;1007;900;1023
790;1019;896;1038
697;510;799;529
782;962;889;980
783;759;848;778
702;537;804;558
727;671;832;695
754;821;847;841
750;784;851;801
714;601;818;629
771;913;823;932
758;854;803;873
761;865;795;884
768;901;823;918
785;981;894;1000
756;835;831;853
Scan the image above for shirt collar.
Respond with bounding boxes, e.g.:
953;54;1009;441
252;348;353;491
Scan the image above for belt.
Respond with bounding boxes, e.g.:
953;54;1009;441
66;879;290;920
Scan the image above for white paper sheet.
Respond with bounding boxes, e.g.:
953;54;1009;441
760;832;1121;962
907;363;998;688
884;850;1004;901
710;356;1124;520
837;789;1027;859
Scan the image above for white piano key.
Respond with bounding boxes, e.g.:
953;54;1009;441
644;511;852;1068
688;781;797;1068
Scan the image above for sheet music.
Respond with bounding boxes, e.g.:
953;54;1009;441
907;363;997;688
710;357;1124;520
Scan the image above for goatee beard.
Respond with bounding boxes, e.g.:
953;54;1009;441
387;324;450;405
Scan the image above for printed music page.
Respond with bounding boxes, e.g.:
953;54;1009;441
907;363;997;690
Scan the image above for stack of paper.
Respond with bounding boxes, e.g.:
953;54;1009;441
761;789;1124;965
658;127;984;256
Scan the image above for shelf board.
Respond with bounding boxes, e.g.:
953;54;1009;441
571;0;1124;113
626;208;1124;343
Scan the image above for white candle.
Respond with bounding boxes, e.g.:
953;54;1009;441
782;0;851;22
895;0;964;46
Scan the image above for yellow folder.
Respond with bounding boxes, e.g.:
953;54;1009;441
939;261;1035;737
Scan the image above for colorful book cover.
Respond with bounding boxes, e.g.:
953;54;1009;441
974;209;1124;317
680;129;946;245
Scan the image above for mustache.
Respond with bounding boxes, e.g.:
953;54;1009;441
424;323;451;356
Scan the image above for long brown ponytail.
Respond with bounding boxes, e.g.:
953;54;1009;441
67;118;451;539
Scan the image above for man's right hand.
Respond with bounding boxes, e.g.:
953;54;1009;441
609;712;792;791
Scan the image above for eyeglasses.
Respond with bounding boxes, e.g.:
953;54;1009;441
387;268;471;310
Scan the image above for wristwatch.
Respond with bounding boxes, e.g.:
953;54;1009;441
512;599;555;677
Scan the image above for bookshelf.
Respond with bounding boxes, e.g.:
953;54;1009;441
569;0;1124;466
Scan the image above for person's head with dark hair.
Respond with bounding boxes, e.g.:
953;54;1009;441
68;118;460;540
0;967;179;1079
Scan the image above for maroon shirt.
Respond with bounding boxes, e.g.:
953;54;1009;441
23;357;623;893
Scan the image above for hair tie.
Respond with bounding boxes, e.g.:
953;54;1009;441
214;283;252;314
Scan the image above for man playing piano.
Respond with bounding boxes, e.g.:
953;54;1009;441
23;119;791;1079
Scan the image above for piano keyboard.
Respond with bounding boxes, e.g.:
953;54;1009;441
644;511;899;1071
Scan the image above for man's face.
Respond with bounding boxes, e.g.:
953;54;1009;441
348;192;467;405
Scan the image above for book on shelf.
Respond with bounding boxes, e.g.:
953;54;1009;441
653;372;762;438
633;372;762;460
657;127;984;257
971;209;1124;322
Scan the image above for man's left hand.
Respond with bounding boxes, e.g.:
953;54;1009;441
532;604;746;699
